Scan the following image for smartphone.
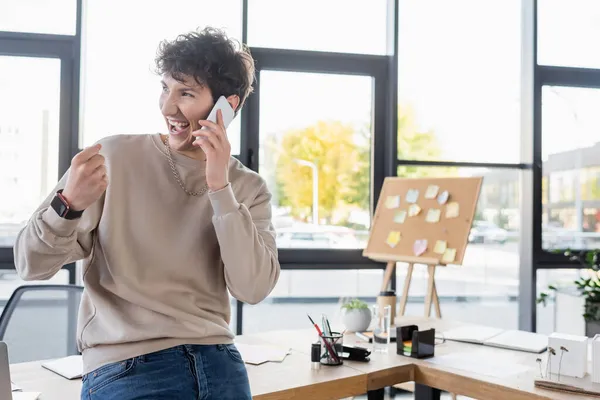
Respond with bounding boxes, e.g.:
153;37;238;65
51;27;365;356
203;95;235;129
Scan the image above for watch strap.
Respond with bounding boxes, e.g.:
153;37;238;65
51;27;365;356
51;189;84;220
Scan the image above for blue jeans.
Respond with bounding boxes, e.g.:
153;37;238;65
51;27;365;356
81;344;251;400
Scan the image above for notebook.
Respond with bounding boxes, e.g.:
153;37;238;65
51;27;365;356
442;326;504;344
442;326;548;353
41;356;83;379
483;330;548;353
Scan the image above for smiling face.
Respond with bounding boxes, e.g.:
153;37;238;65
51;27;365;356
159;73;214;157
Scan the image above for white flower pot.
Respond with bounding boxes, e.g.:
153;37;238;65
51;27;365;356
341;308;372;332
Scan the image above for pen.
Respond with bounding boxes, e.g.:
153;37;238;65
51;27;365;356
307;314;339;363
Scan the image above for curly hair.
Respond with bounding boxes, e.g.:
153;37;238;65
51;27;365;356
155;27;255;113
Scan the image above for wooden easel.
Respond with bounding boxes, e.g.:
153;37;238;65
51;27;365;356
378;255;443;318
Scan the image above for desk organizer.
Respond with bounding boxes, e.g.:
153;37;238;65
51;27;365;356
396;325;435;359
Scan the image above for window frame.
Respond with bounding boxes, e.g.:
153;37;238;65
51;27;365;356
0;7;82;285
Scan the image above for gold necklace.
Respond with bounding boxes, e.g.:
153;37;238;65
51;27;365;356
163;138;209;197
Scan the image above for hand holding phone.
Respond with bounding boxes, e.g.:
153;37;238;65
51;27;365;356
192;96;235;191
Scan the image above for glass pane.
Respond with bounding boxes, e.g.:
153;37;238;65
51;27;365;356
248;0;388;55
397;0;522;163
0;0;76;35
0;56;61;247
80;0;243;154
541;86;600;251
243;270;382;334
395;166;521;330
536;269;587;335
538;0;600;68
259;71;372;249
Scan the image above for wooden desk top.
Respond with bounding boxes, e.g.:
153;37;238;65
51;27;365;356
248;316;598;400
8;335;367;400
10;317;599;400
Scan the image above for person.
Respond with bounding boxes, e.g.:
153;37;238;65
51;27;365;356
13;27;280;400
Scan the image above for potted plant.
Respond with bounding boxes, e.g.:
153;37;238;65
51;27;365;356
340;298;372;332
538;249;600;336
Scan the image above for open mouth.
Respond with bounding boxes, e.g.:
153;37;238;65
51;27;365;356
167;119;190;136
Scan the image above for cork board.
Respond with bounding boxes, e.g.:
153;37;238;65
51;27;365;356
363;176;483;266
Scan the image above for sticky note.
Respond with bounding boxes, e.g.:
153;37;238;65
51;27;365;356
434;240;447;254
442;248;456;263
446;202;459;218
408;204;421;217
386;231;401;248
425;185;439;199
394;210;407;223
425;208;441;223
413;239;428;256
406;189;419;203
385;195;400;209
437;190;449;205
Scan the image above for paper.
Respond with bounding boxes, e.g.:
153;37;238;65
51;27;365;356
425;185;439;199
385;195;400;209
433;240;447;254
442;248;456;263
437;190;449;205
413;239;427;256
13;393;41;400
235;343;291;365
41;355;82;379
393;210;407;224
405;189;419;203
446;201;459;218
408;204;421;217
425;352;532;379
12;381;21;391
386;231;401;248
425;208;441;223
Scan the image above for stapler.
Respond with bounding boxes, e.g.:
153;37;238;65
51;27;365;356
342;345;371;362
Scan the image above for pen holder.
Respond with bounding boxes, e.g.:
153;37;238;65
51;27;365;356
396;325;435;359
320;332;344;366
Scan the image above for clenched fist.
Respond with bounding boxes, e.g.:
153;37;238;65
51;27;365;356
62;144;108;211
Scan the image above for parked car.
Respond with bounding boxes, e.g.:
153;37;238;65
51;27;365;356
468;221;508;244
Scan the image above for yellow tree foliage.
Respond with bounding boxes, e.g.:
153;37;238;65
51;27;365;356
275;121;361;223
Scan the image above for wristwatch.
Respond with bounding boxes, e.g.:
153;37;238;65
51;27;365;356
50;189;84;220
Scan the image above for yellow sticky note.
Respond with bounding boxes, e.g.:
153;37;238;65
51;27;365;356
434;240;447;254
385;195;400;209
425;208;441;223
442;248;456;263
394;210;407;223
386;231;401;248
446;202;459;218
425;185;439;199
408;204;421;217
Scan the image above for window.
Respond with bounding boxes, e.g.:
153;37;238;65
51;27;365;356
394;166;521;330
538;0;600;68
258;71;373;249
542;86;600;250
0;0;76;35
247;0;388;55
397;0;522;163
0;56;61;247
80;0;243;153
243;270;382;334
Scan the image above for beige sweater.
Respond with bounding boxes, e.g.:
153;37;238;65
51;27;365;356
13;134;280;374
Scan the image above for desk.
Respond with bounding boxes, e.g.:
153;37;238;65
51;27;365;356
8;318;597;400
9;336;367;400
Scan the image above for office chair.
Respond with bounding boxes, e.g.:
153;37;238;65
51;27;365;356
0;284;83;363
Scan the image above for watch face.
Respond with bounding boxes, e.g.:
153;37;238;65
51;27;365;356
51;194;69;217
